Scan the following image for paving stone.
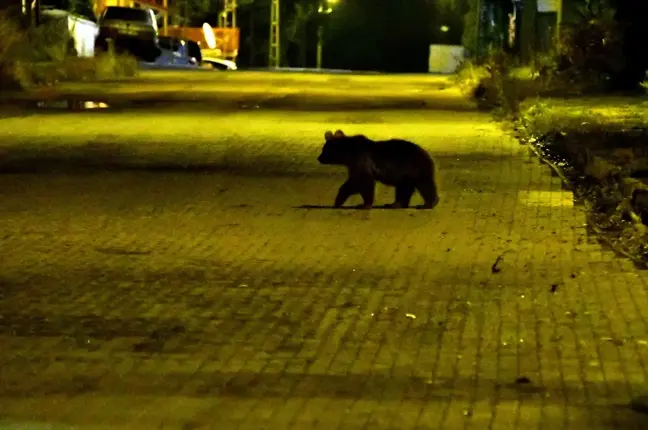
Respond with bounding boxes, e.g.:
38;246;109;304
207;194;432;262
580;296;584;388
0;110;648;429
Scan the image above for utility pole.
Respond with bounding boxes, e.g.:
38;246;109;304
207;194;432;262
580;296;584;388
220;0;237;29
269;0;280;68
316;1;336;70
316;25;323;69
218;0;237;60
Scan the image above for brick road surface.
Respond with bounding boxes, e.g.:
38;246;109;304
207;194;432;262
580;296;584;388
1;110;648;429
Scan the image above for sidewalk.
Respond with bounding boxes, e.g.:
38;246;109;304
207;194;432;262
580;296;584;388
0;109;647;429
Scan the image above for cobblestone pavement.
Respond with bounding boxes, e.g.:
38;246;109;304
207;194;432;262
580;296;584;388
1;110;648;429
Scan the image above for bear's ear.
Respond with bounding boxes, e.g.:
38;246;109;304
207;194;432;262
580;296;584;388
324;130;334;140
334;129;345;138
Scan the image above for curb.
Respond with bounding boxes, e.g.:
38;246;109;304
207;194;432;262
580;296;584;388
0;93;478;112
519;128;648;268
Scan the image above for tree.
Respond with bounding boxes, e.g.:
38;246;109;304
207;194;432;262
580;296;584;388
461;0;480;57
41;0;94;19
168;0;219;26
322;0;433;72
285;0;317;67
237;0;270;67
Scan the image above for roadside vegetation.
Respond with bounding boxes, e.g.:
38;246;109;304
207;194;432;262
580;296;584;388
0;10;137;91
456;0;648;264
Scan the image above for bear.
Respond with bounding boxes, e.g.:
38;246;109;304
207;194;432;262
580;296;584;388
317;129;439;209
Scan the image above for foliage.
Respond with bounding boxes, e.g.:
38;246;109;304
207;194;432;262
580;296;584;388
0;11;137;91
0;10;27;89
431;0;466;45
454;59;488;96
324;0;434;72
514;97;648;261
552;0;623;90
285;0;317;68
168;0;220;26
41;0;95;20
458;50;528;120
531;0;648;92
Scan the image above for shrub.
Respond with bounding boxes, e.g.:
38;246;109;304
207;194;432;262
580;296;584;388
454;59;489;97
0;10;138;90
555;1;623;90
459;50;531;120
531;0;647;93
0;10;26;89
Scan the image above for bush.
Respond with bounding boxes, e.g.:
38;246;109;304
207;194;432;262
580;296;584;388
0;10;138;91
532;0;648;93
457;50;532;120
554;1;623;91
0;10;26;89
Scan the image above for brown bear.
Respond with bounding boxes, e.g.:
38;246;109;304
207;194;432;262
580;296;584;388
317;129;439;209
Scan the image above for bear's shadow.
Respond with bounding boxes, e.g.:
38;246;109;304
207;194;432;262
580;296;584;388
295;205;428;210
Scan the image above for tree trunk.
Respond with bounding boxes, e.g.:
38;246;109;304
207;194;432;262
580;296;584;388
520;0;536;64
248;7;255;66
299;31;307;67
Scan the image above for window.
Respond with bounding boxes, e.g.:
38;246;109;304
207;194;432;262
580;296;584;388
103;6;150;22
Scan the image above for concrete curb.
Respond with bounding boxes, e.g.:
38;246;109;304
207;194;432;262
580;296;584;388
0;92;477;112
518;129;648;267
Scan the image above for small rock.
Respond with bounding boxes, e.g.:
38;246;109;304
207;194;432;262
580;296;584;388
550;284;558;293
515;376;531;385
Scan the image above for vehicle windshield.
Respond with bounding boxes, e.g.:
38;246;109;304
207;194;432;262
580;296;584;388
103;7;150;22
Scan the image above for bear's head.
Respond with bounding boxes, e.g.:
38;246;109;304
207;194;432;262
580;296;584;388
317;129;371;166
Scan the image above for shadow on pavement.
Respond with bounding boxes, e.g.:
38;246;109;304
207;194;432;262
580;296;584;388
297;204;389;210
296;204;434;210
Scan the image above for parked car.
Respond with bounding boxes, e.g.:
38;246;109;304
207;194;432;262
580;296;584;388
95;6;161;62
154;36;199;66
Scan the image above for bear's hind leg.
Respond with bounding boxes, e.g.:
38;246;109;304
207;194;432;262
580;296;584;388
391;183;416;208
415;179;439;209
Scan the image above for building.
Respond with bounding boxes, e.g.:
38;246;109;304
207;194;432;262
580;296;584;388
93;0;168;34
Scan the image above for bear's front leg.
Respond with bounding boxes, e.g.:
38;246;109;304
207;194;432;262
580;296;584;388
357;180;375;209
334;179;359;208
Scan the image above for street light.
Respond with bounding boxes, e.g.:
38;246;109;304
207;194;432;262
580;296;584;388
316;0;337;70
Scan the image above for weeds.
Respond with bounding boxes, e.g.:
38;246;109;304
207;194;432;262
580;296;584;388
0;10;138;91
456;50;533;120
